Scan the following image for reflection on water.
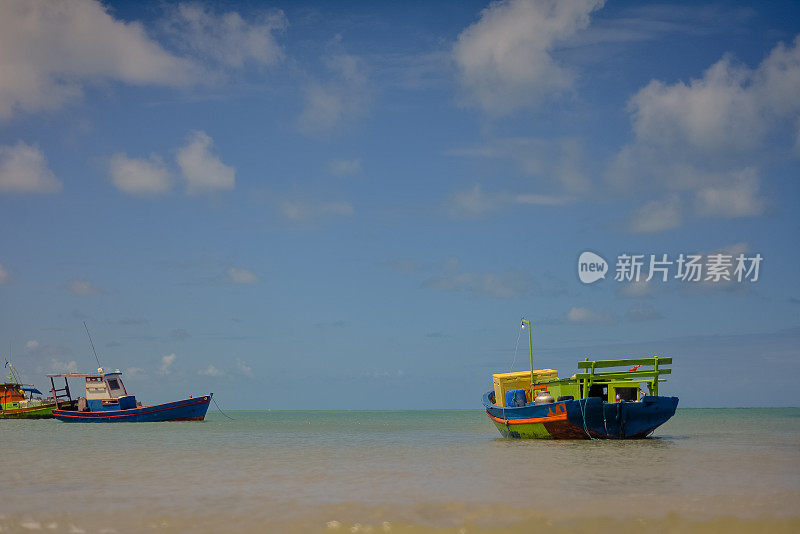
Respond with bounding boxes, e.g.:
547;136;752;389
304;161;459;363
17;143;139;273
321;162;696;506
0;408;798;533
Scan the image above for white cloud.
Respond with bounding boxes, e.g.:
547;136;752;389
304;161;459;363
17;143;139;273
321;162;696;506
617;278;654;298
627;195;682;233
566;306;614;324
226;267;258;284
610;35;800;228
423;257;532;299
51;359;78;373
568;4;754;47
717;242;749;258
453;0;605;115
449;138;591;194
694;167;765;218
177;131;235;193
298;52;371;133
623;35;800;160
109;153;171;195
19;343;79;375
162;3;287;70
328;158;362;176
171;328;190;341
0;142;61;194
110;130;236;197
0;1;292;120
0;0;195;119
299;86;343;132
279;199;354;222
0;263;8;284
199;364;225;377
449;184;503;216
126;367;146;379
68;279;104;295
628;58;763;156
235;358;253;377
627;303;663;322
159;353;177;375
448;184;572;218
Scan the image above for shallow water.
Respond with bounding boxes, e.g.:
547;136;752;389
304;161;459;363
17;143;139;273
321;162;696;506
1;408;799;533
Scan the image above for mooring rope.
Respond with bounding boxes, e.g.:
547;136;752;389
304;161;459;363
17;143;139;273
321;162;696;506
212;396;234;420
578;398;599;441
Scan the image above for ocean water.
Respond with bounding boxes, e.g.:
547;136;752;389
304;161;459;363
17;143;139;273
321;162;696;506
1;408;799;533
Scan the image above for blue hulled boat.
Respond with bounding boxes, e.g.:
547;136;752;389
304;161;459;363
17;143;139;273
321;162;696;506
483;320;678;439
482;391;678;439
48;369;211;423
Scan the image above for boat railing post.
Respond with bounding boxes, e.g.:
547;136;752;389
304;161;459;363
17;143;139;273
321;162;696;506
653;356;659;396
50;376;58;409
578;357;585;399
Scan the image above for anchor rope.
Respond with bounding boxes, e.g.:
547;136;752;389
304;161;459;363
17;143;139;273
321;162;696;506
578;398;599;441
212;396;234;420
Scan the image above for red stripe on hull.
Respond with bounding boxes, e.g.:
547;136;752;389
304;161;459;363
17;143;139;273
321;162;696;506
53;397;209;420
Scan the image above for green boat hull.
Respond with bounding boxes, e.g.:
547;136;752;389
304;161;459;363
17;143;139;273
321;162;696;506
0;400;78;419
0;405;55;419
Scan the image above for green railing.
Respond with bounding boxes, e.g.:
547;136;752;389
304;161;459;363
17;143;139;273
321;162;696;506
575;356;671;398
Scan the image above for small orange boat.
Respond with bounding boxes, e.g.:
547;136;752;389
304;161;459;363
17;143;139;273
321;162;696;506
1;362;77;419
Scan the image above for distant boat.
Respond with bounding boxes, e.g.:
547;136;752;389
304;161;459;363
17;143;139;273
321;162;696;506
0;381;73;419
47;368;211;423
482;320;678;439
1;361;77;418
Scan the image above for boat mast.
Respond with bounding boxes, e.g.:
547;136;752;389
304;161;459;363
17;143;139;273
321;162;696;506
83;321;102;371
521;319;533;384
6;342;22;384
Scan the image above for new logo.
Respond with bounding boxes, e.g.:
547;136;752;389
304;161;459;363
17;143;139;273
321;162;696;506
578;251;608;284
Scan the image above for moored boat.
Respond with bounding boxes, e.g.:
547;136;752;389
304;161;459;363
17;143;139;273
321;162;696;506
48;368;211;423
1;362;77;419
483;320;678;439
1;382;59;419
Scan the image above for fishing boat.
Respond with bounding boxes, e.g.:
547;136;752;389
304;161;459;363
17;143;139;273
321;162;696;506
482;320;678;439
1;362;77;418
1;382;58;419
47;368;212;422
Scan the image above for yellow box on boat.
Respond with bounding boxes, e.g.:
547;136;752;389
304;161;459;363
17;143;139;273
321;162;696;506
492;369;559;407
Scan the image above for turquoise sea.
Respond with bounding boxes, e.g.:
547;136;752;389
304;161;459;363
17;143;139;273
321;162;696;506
1;408;799;533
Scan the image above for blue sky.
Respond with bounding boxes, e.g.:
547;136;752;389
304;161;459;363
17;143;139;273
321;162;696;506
1;0;798;408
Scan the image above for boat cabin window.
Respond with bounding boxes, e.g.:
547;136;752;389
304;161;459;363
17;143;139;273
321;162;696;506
588;384;608;400
103;375;126;398
616;387;638;402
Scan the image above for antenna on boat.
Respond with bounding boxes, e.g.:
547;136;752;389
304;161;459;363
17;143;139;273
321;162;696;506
83;321;102;370
520;318;533;384
6;342;22;384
